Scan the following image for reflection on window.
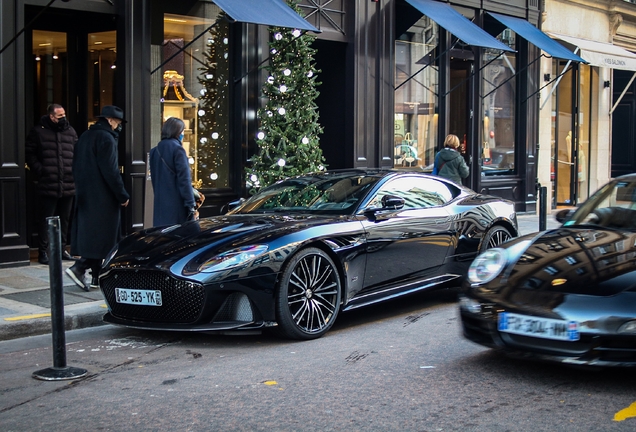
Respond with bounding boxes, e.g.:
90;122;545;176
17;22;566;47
481;30;516;177
161;7;229;189
394;16;439;171
371;177;453;209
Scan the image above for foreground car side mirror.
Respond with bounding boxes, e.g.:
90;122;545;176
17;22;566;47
381;194;405;210
555;208;574;223
363;194;405;218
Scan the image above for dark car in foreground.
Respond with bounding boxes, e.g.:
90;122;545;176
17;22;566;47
460;174;636;366
100;169;517;340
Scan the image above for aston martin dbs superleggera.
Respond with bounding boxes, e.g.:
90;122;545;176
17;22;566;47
100;169;517;340
460;174;636;366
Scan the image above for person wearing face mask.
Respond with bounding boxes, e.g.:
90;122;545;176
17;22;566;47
149;117;198;226
26;104;79;265
66;106;130;292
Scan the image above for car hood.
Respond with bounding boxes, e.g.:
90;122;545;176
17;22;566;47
105;213;353;270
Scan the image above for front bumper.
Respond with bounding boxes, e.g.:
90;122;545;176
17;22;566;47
459;304;636;368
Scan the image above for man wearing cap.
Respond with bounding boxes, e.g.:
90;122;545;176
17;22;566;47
66;106;130;292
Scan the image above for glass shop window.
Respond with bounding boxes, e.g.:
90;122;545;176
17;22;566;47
481;29;516;177
159;4;230;189
394;16;439;171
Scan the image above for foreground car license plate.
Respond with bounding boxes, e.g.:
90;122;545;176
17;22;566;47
498;312;579;341
115;288;162;306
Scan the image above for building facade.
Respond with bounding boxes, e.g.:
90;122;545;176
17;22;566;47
1;0;572;267
538;0;636;210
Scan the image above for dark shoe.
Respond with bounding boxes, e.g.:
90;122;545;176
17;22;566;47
62;250;77;261
65;264;89;292
90;276;100;290
38;252;49;265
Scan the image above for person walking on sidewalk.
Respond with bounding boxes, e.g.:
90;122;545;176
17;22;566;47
26;103;78;264
149;117;198;226
433;134;469;185
66;106;130;292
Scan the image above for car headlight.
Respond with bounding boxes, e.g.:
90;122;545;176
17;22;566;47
468;248;507;284
618;320;636;334
198;245;269;273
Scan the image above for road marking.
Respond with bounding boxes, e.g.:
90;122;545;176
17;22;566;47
614;401;636;422
4;313;51;321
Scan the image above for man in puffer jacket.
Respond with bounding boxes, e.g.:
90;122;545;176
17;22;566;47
433;134;470;185
26;104;78;264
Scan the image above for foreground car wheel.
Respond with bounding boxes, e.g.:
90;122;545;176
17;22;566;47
481;226;513;252
275;247;342;340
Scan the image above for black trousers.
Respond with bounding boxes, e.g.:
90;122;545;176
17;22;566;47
38;195;74;254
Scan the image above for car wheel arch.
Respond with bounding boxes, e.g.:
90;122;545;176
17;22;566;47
479;222;516;252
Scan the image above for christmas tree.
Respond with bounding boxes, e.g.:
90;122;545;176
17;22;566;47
246;0;325;194
197;17;230;188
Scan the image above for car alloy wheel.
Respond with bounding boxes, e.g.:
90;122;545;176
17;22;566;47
481;226;513;252
275;247;341;340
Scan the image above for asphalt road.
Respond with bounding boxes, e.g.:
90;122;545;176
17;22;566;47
1;288;635;431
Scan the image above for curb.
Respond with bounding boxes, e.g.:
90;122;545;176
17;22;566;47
0;301;108;342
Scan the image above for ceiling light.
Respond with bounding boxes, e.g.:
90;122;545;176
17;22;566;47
165;18;187;23
38;43;51;47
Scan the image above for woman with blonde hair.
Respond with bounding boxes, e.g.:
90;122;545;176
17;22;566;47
432;134;469;184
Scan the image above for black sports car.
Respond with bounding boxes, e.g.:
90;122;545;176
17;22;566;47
100;169;517;340
460;174;636;366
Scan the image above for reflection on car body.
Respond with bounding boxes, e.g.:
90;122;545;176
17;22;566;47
460;173;636;366
99;169;517;340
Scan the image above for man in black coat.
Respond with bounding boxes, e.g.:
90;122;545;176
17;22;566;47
26;104;78;264
66;106;130;292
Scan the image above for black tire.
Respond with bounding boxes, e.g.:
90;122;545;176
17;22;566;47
275;247;341;340
480;226;513;252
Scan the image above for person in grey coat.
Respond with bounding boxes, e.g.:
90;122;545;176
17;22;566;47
149;117;196;226
433;134;470;185
65;106;130;291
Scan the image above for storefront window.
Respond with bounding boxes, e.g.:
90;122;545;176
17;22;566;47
394;17;439;170
481;30;516;176
159;4;229;189
552;61;573;206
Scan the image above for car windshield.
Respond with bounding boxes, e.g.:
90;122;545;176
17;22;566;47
230;173;380;215
564;179;636;230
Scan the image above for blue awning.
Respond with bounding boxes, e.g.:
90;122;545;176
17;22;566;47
403;0;513;52
488;12;585;63
213;0;319;33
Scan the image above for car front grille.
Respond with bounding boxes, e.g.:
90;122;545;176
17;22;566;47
101;269;205;324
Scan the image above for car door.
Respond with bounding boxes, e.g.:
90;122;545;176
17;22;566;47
358;176;455;293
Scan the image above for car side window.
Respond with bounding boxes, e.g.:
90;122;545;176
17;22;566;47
369;176;454;209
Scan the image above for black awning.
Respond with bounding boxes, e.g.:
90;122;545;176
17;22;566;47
403;0;513;52
488;12;584;63
213;0;319;32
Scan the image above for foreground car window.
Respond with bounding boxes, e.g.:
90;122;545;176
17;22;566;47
232;174;379;214
566;180;636;230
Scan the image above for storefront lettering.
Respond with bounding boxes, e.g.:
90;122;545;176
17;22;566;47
604;58;627;66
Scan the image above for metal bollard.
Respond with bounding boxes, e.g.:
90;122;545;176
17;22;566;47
32;216;87;381
539;186;547;231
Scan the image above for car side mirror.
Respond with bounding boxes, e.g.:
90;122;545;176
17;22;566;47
221;197;246;214
555;208;574;223
381;194;405;210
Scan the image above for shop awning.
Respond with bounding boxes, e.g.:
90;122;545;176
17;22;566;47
213;0;319;32
548;33;636;71
488;13;585;63
403;0;513;52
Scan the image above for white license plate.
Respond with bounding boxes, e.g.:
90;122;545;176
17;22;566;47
115;288;162;306
498;312;579;341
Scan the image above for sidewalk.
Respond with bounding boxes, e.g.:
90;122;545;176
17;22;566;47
0;212;561;342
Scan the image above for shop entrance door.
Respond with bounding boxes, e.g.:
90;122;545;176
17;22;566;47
449;55;473;188
551;62;578;207
25;8;117;250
